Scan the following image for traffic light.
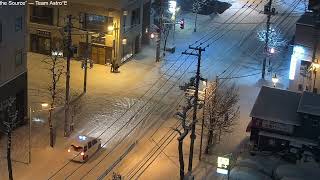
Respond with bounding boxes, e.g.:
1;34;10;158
180;19;185;29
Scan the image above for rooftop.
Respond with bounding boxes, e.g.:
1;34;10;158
250;86;301;126
297;91;320;116
297;12;316;27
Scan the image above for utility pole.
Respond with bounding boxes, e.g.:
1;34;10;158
182;45;205;176
262;0;275;79
156;0;163;62
64;15;72;137
83;31;89;93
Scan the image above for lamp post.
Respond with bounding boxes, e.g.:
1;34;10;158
272;74;279;87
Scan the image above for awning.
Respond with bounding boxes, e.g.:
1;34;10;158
259;131;318;147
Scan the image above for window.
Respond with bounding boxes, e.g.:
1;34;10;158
92;139;97;145
30;6;53;25
88;142;92;148
312;119;319;127
15;16;22;32
84;146;87;152
131;8;141;26
15;50;23;66
84;13;110;32
71;145;83;152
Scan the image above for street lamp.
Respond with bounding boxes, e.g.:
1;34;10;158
272;74;279;87
269;47;275;54
150;33;155;39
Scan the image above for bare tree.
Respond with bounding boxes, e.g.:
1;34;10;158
42;52;64;147
0;97;18;180
173;77;197;180
204;81;240;154
174;97;192;180
257;26;287;49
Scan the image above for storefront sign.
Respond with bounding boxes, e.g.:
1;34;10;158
217;156;229;175
37;30;51;38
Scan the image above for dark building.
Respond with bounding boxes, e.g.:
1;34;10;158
0;6;28;125
247;86;320;154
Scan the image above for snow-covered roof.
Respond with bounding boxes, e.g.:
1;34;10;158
297;12;316;27
250;86;301;126
297;91;320;116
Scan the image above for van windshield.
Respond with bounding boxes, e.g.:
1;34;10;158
71;145;83;152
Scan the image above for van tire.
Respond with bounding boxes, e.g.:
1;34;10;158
83;155;88;162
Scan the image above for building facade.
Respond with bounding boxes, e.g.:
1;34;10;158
247;86;320;157
0;5;28;125
288;12;320;93
27;0;151;66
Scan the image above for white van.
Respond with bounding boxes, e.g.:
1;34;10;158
67;135;101;162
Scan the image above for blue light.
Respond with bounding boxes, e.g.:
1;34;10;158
78;135;87;141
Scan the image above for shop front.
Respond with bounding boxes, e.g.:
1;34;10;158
30;29;51;55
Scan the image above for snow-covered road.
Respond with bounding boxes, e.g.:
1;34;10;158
0;0;305;179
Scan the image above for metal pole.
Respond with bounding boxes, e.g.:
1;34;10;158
64;15;72;137
156;0;163;62
262;0;273;79
199;82;207;160
28;108;32;164
194;12;198;32
84;31;88;93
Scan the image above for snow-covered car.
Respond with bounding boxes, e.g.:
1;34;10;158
67;135;101;162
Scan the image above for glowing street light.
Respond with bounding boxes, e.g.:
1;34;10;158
272;74;279;87
150;33;155;39
270;47;275;54
41;103;49;109
107;25;114;31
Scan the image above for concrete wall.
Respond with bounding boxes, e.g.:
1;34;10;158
0;5;27;86
0;5;28;124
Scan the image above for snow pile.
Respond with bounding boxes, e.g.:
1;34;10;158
275;162;320;180
229;166;272;180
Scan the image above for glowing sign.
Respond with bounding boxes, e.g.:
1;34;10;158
217;156;230;169
217;168;228;175
217;156;230;175
168;1;177;13
78;135;87;141
217;156;230;174
289;46;305;80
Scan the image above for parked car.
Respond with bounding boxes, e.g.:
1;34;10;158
67;135;101;162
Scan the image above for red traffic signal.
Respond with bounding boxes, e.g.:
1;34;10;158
180;19;185;29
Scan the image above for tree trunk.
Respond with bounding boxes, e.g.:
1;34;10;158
163;29;169;57
178;139;185;180
205;129;213;154
7;131;13;180
49;108;54;147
